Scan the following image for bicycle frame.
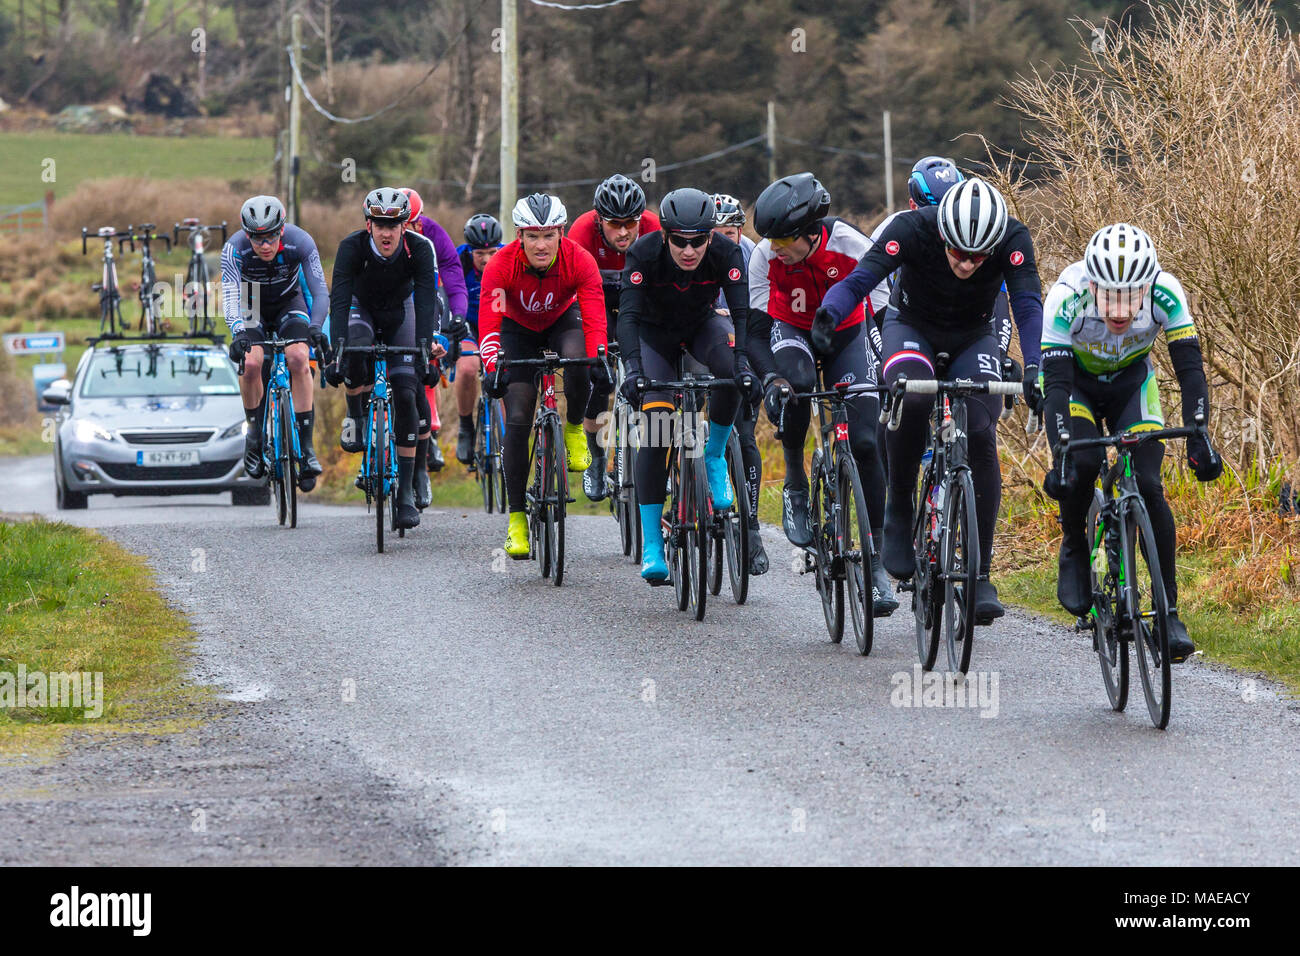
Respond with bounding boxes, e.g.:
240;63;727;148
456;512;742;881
82;227;130;337
261;336;306;478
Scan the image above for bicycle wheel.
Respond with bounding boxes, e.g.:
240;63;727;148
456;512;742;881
913;474;942;670
810;451;844;643
615;415;633;555
942;470;979;674
1088;494;1128;712
690;458;709;620
280;389;298;529
475;399;492;514
269;394;287;527
492;401;507;514
1126;500;1171;729
670;452;690;612
533;423;552;579
549;417;568;587
839;454;874;656
374;402;387;554
723;432;750;605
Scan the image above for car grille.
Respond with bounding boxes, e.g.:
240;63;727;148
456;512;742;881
119;430;216;445
100;459;238;481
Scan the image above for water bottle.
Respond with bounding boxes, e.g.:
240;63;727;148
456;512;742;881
921;448;934;468
930;483;944;543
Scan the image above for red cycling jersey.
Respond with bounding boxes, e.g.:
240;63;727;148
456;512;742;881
477;237;607;367
748;218;868;332
566;209;662;278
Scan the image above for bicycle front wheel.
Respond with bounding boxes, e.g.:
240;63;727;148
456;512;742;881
475;399;492;513
1088;494;1128;712
374;402;388;554
549;417;568;587
1126;500;1171;729
913;478;942;671
269;393;287;526
811;451;844;643
839;454;874;656
281;390;298;529
691;457;709;620
942;469;979;674
670;453;690;613
723;431;750;605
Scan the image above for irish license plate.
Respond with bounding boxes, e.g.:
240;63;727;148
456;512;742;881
137;449;200;467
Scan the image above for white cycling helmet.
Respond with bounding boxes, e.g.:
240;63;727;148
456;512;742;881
936;178;1008;254
1084;223;1159;289
512;193;568;230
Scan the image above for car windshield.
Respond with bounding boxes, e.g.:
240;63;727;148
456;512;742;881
80;347;240;398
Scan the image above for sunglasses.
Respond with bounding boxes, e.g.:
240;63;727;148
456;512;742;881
768;235;801;249
367;205;406;220
249;231;281;247
946;246;988;264
667;232;710;249
602;217;639;230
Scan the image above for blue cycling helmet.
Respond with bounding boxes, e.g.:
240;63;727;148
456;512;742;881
907;156;963;207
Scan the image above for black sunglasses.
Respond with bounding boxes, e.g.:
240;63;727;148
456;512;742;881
667;232;710;249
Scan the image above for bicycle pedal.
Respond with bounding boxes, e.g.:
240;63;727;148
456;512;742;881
896;579;915;593
646;577;673;587
1074;616;1093;632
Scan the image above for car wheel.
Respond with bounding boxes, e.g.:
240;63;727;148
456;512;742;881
54;449;88;510
232;486;271;506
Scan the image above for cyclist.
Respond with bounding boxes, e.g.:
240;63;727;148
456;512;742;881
1041;223;1221;662
711;192;768;576
222;194;329;489
816;177;1044;624
330;187;443;531
744;173;896;613
401;186;469;490
478;193;609;558
566;174;661;501
619;187;746;582
451;213;504;467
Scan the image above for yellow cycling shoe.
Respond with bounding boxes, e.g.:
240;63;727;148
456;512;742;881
564;422;591;472
504;511;530;559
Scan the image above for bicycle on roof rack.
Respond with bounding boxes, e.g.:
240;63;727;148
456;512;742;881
82;225;133;338
174;218;227;339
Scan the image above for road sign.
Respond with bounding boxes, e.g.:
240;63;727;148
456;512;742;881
5;332;65;355
33;362;67;412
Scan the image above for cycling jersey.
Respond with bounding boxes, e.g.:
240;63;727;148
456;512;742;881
749;217;870;334
616;231;748;369
329;230;441;346
820;205;1044;365
477;237;607;367
410;214;468;318
1041;261;1197;376
567;208;662;286
220;223;328;336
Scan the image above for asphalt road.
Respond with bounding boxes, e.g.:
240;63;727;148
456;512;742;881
3;453;1299;865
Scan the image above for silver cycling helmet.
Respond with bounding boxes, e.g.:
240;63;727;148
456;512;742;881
512;193;568;230
240;195;286;235
363;186;410;223
712;193;746;227
1084;223;1159;289
936;178;1008;254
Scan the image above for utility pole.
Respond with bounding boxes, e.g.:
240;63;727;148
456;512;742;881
500;0;518;240
883;110;894;211
766;100;777;184
288;12;303;224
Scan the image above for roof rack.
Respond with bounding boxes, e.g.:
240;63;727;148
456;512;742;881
85;331;226;348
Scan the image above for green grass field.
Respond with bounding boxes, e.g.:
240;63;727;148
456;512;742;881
0;133;271;207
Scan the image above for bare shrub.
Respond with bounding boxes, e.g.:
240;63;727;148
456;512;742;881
50;177;262;240
986;0;1300;496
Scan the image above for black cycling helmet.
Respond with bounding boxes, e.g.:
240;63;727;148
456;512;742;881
593;174;646;220
752;172;830;239
464;213;503;249
658;187;716;233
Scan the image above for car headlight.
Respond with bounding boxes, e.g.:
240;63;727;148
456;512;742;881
219;420;249;440
73;420;115;443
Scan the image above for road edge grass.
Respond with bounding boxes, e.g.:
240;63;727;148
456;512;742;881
0;517;215;760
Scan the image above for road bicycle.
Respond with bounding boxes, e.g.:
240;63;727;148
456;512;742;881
1061;416;1209;729
606;344;642;561
774;376;889;655
173;218;226;338
239;335;314;528
501;349;606;587
888;358;1022;674
124;224;172;336
338;340;428;553
643;358;749;620
81;226;132;338
472;360;508;514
